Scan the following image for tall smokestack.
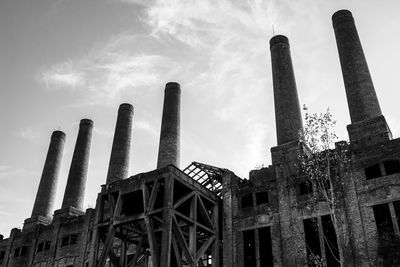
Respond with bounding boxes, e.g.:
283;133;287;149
332;10;382;123
270;35;303;145
61;119;93;210
31;131;66;218
157;82;181;169
106;103;133;184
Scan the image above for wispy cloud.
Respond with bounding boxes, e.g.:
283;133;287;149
39;61;85;89
0;165;9;172
134;119;158;137
93;128;114;138
40;54;173;101
17;127;40;141
119;0;155;6
37;0;328;176
38;33;179;105
0;166;37;179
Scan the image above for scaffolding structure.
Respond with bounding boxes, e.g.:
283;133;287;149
89;165;222;267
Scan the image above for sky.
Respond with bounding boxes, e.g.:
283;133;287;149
1;0;400;236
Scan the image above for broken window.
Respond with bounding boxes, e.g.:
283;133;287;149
304;218;321;265
258;227;273;267
321;215;340;267
37;241;51;253
383;160;400;175
14;248;20;257
256;191;269;205
299;180;313;196
373;203;394;236
61;234;79;247
37;242;43;252
70;234;78;245
61;236;69;247
0;251;4;263
13;246;27;257
365;163;382;180
243;229;256;267
241;193;253;208
20;246;27;256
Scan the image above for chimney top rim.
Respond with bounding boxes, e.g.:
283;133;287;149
332;9;353;25
270;35;289;48
51;130;66;140
118;103;134;113
166;82;180;88
80;118;94;126
165;82;181;93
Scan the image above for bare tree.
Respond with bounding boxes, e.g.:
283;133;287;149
298;109;350;267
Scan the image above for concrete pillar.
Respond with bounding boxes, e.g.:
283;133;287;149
157;82;181;169
61;119;93;210
332;9;382;123
270;35;303;145
31;130;66;217
106;103;133;184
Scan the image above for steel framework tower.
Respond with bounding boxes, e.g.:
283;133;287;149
89;164;223;267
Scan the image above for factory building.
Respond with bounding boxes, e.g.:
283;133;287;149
1;9;399;266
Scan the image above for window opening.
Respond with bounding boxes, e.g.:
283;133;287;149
258;227;273;267
365;163;382;180
243;229;256;267
299;180;313;196
37;243;43;252
304;218;321;265
373;203;394;236
383;160;400;175
241;193;253;208
44;241;50;251
321;215;340;267
256;191;268;205
61;236;69;247
61;234;79;247
20;246;27;256
14;248;20;257
0;250;5;262
121;190;144;216
13;246;27;257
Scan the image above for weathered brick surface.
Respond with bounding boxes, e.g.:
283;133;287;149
106;103;133;184
62;119;93;210
332;10;382;123
157;82;181;169
270;35;303;145
0;210;94;267
1;9;400;267
31;131;66;219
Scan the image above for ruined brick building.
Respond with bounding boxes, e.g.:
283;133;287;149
1;9;399;267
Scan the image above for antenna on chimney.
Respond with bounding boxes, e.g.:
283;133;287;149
272;25;275;36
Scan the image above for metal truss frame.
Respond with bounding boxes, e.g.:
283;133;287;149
183;162;226;196
89;166;221;267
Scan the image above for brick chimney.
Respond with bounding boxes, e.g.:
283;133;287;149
333;10;391;145
157;82;181;168
31;131;66;218
106;103;134;184
61;119;93;210
270;35;303;145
